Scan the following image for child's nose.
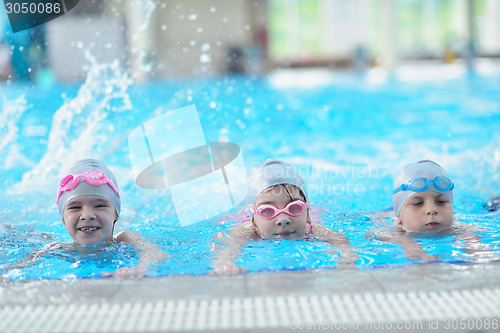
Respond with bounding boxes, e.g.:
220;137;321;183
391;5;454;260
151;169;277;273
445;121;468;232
275;214;291;226
425;203;438;215
80;205;96;220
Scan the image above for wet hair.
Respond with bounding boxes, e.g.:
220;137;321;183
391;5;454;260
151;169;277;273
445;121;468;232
259;184;307;203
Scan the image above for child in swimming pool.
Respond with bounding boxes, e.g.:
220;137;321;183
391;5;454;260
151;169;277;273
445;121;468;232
210;159;358;275
369;160;488;262
5;159;167;278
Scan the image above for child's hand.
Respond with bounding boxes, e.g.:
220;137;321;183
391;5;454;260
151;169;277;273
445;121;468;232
103;267;145;279
406;253;442;263
210;263;247;276
419;254;442;263
334;254;359;266
326;247;359;266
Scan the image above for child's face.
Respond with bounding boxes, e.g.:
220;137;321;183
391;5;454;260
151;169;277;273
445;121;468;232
62;195;118;248
253;185;310;240
398;191;453;233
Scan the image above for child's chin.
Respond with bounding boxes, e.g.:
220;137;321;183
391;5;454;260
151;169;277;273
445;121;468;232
272;232;301;240
412;226;450;234
76;239;109;248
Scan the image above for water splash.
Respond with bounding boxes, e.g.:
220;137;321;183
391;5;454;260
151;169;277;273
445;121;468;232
0;96;29;169
11;52;133;195
139;0;157;32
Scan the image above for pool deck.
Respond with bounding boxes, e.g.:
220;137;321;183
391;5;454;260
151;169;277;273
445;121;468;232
1;261;500;332
1;261;500;306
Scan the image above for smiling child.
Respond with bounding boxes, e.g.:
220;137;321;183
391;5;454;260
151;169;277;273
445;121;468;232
211;159;358;275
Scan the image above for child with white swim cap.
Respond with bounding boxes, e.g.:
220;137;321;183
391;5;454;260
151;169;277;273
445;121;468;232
5;159;166;278
211;159;358;275
56;159;123;247
370;160;488;262
393;160;454;233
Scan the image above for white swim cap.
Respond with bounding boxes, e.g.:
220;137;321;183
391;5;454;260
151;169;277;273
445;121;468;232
57;159;121;217
392;160;453;217
247;159;308;204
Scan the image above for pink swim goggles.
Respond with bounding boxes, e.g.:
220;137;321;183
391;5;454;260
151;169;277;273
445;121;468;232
245;200;308;220
56;170;120;204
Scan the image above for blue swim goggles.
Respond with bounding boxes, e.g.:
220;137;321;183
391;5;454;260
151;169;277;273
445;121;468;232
393;176;454;194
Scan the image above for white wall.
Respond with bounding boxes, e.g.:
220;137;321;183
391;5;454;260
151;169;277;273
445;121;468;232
46;16;125;81
153;0;255;77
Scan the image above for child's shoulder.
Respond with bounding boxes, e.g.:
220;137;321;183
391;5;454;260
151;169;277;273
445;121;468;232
229;221;258;238
114;230;141;243
310;223;342;239
365;225;404;241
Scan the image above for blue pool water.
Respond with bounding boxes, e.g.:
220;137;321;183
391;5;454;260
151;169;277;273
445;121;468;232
0;63;499;280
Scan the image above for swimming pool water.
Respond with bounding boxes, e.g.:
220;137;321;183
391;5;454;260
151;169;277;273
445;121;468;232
0;64;499;280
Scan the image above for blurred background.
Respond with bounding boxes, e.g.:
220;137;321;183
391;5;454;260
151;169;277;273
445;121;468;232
1;0;499;83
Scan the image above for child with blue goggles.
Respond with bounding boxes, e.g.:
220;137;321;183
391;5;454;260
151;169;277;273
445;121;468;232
369;160;489;263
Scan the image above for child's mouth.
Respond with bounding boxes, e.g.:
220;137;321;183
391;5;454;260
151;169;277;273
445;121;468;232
78;226;100;233
274;231;294;237
426;222;440;227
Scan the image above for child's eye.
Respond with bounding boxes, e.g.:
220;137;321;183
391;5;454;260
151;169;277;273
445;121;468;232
411;202;423;206
67;206;81;210
288;204;302;214
95;204;109;208
260;208;275;218
437;200;448;205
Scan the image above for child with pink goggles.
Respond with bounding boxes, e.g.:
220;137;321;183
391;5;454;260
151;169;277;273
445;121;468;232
244;200;309;220
57;170;120;204
56;159;121;217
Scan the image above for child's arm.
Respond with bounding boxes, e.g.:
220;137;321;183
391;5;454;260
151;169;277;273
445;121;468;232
313;224;359;265
109;230;168;278
372;227;441;263
453;224;493;259
210;223;254;276
0;243;62;280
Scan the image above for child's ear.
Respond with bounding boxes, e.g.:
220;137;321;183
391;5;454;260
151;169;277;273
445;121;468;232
397;219;403;226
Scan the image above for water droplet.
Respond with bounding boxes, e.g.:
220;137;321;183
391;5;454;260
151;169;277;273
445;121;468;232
161;25;167;30
210;7;216;12
200;54;211;63
236;119;246;130
201;43;210;52
188;14;197;20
